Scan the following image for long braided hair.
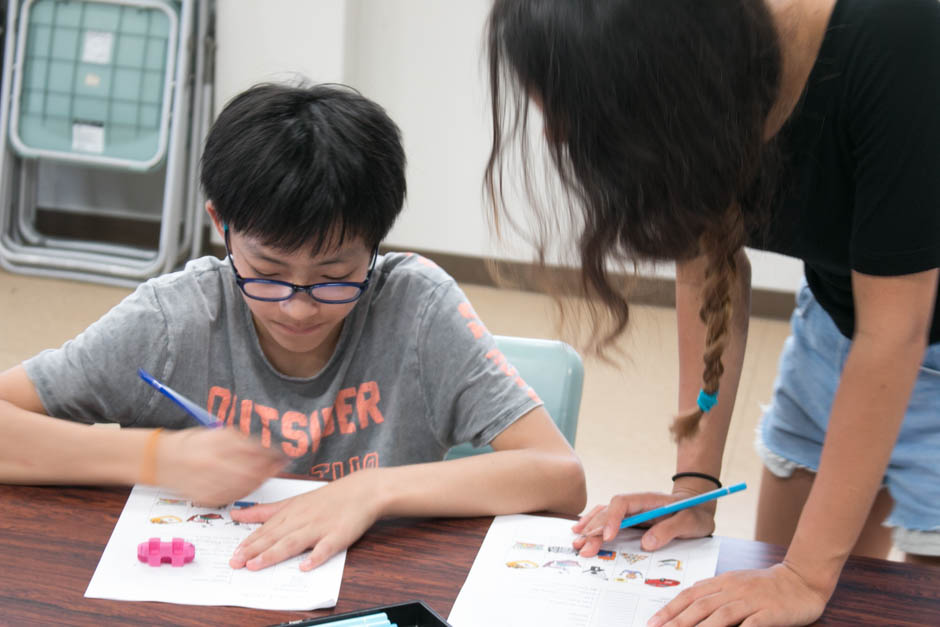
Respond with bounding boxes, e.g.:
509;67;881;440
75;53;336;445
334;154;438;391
671;206;748;439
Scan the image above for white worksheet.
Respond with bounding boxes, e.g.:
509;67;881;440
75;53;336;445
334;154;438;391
449;514;720;627
85;478;345;610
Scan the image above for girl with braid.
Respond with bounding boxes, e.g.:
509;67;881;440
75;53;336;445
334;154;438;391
485;1;939;625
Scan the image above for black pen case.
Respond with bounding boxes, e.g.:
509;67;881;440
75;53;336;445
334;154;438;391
267;600;451;627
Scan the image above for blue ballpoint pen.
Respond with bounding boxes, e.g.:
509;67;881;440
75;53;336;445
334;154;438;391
138;368;221;428
619;482;747;529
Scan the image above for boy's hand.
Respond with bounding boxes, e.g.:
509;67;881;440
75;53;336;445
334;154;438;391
158;428;286;505
646;563;829;627
571;488;716;557
228;469;382;571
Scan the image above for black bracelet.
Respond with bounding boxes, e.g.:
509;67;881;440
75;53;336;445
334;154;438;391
672;472;722;489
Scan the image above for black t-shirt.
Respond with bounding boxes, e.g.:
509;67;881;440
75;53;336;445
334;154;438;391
749;0;940;344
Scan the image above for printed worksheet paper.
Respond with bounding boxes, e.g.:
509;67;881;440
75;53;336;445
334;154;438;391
85;478;345;610
449;514;720;627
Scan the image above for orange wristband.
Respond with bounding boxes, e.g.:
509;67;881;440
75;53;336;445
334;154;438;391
139;428;164;485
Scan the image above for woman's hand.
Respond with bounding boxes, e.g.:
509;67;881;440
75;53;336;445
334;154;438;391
158;427;286;506
571;487;716;557
228;468;382;571
647;563;830;627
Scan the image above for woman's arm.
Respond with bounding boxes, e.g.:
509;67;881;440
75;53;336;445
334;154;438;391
652;268;938;627
673;249;751;494
571;249;752;555
229;406;587;570
786;269;938;592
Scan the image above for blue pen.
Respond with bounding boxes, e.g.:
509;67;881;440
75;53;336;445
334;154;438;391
138;368;221;428
619;482;747;529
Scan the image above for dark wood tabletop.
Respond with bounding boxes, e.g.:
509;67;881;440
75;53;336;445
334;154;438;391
2;483;938;626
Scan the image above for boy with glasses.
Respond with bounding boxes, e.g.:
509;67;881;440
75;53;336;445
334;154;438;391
0;83;587;572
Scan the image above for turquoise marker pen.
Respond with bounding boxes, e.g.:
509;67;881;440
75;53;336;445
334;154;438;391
319;613;390;626
619;482;747;529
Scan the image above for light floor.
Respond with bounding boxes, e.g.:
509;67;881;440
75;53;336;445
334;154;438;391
1;266;790;543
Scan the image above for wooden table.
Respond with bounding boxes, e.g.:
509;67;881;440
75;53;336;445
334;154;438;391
2;483;939;626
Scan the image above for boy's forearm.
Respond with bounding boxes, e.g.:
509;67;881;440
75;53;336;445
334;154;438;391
0;400;145;485
786;334;925;593
370;448;587;520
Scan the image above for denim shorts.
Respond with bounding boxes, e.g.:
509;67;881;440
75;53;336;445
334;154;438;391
756;282;940;556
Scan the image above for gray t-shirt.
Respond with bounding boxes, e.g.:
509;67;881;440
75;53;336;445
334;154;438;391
24;253;541;479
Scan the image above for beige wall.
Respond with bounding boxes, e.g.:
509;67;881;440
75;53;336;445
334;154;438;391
213;0;803;293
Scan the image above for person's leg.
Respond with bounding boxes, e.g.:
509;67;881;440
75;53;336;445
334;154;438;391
754;283;845;546
851;488;893;559
905;553;940;567
756;466;893;559
755;467;813;546
758;286;940;564
886;343;940;567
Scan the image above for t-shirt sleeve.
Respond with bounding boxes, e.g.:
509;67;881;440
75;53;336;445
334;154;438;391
22;282;172;427
847;0;940;275
415;280;542;449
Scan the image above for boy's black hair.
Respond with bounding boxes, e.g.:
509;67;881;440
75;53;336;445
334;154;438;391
201;82;406;253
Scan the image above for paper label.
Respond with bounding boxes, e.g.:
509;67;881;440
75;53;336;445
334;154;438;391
82;31;114;64
72;122;105;154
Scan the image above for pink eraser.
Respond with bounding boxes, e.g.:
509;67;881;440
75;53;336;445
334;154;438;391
137;537;195;567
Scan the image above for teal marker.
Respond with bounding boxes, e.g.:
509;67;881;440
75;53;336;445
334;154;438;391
318;613;390;626
619;482;747;529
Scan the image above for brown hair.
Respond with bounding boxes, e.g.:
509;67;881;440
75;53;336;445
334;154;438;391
485;0;782;439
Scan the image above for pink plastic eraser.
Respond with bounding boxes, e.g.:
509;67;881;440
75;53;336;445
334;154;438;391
137;537;195;567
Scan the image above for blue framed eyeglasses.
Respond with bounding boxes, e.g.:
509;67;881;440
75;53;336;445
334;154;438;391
223;224;377;304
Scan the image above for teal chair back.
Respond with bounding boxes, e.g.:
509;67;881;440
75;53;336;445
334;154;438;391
445;335;584;460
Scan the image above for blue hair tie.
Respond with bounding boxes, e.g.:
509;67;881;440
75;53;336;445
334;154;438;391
697;389;718;413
